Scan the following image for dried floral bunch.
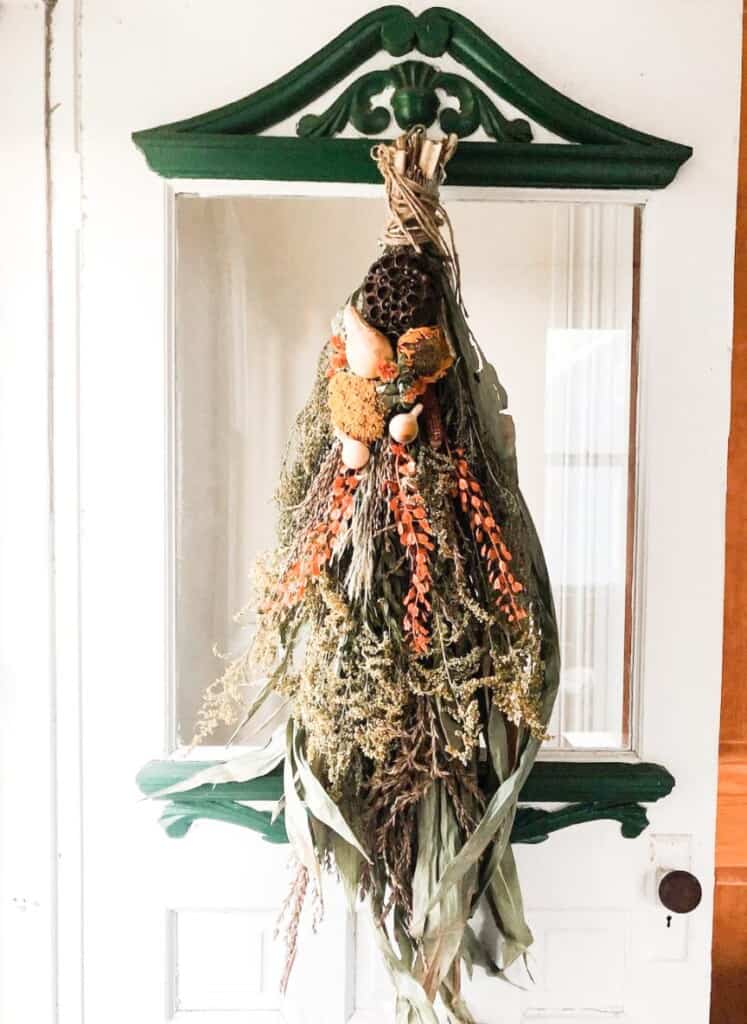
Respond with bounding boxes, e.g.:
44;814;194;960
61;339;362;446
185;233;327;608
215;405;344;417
182;131;559;1024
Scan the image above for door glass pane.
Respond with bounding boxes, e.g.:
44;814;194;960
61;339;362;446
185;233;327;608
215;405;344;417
171;196;639;752
544;328;633;748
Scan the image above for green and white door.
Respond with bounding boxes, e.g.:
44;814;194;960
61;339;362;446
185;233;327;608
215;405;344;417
3;2;739;1023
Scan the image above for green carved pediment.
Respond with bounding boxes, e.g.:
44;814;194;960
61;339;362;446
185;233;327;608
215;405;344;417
133;6;692;189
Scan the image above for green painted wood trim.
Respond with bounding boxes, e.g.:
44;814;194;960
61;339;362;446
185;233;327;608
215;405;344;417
296;60;533;142
434;6;672;147
131;6;691;190
151;797;651;845
137;758;673;805
137;759;673;843
133;134;687;190
512;801;651;844
147;6;413;137
518;760;675;803
158;798;289;842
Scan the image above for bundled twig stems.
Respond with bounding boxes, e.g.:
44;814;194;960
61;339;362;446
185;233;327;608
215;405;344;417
371;127;462;304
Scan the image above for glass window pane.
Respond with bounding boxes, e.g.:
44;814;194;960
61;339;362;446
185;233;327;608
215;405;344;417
172;196;385;745
171;196;638;752
544;328;633;748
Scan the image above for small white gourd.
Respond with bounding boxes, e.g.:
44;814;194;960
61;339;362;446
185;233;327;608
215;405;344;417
343;304;394;379
340;435;371;470
388;404;423;444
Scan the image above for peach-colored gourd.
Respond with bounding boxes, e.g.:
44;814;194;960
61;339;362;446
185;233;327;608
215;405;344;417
389;403;423;444
339;434;371;469
343;304;394;379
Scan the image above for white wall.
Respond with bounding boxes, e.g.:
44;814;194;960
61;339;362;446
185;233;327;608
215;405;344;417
0;5;56;1022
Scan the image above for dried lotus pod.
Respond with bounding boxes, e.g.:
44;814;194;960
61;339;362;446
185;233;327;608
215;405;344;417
328;372;385;444
361;249;440;344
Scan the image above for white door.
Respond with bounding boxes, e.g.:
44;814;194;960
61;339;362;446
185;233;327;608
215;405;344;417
30;2;740;1024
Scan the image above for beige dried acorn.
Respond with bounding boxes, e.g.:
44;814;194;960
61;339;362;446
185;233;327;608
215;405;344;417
343;303;394;379
388;403;423;444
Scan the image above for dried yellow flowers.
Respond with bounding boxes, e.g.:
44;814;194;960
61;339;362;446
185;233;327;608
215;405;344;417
328;371;385;443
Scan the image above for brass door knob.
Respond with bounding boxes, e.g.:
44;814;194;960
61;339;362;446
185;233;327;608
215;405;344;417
658;870;702;914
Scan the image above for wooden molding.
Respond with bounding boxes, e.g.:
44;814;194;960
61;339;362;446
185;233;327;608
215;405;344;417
137;758;674;844
710;9;747;1021
131;6;692;189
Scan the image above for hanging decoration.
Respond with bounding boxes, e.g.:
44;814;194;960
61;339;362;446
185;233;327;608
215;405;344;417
158;128;560;1023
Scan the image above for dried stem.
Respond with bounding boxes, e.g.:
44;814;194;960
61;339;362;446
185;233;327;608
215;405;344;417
275;862;310;995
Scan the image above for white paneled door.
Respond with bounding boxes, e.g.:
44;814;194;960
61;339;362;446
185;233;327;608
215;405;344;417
24;2;739;1024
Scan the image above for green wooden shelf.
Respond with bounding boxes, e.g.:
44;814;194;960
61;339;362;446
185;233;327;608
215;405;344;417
132;6;691;189
519;760;675;803
137;758;674;845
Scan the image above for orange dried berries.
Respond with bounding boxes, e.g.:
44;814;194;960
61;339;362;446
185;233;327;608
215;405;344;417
326;334;347;378
387;443;435;655
452;449;527;624
270;469;360;610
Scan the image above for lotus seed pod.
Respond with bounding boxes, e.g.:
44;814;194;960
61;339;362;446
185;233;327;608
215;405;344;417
361;250;441;344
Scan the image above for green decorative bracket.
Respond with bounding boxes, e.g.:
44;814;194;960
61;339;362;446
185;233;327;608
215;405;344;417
132;5;692;189
137;759;674;845
297;60;532;142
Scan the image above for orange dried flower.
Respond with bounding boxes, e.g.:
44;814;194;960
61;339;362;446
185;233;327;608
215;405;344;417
269;469;360;610
326;334;347;378
452;449;527;624
328;372;385;443
397;326;453;385
386;443;435;654
377;359;399;382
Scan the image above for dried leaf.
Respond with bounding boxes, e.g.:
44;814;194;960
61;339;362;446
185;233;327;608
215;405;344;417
283;720;321;886
411;737;543;935
150;729;285;798
293;726;371;863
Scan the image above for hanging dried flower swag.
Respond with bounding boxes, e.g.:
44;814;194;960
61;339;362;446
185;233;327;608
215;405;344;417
185;129;560;1023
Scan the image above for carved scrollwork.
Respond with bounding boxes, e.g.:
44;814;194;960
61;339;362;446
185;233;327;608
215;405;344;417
513;801;651;844
150;794;652;844
134;6;692;187
297;60;532;142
